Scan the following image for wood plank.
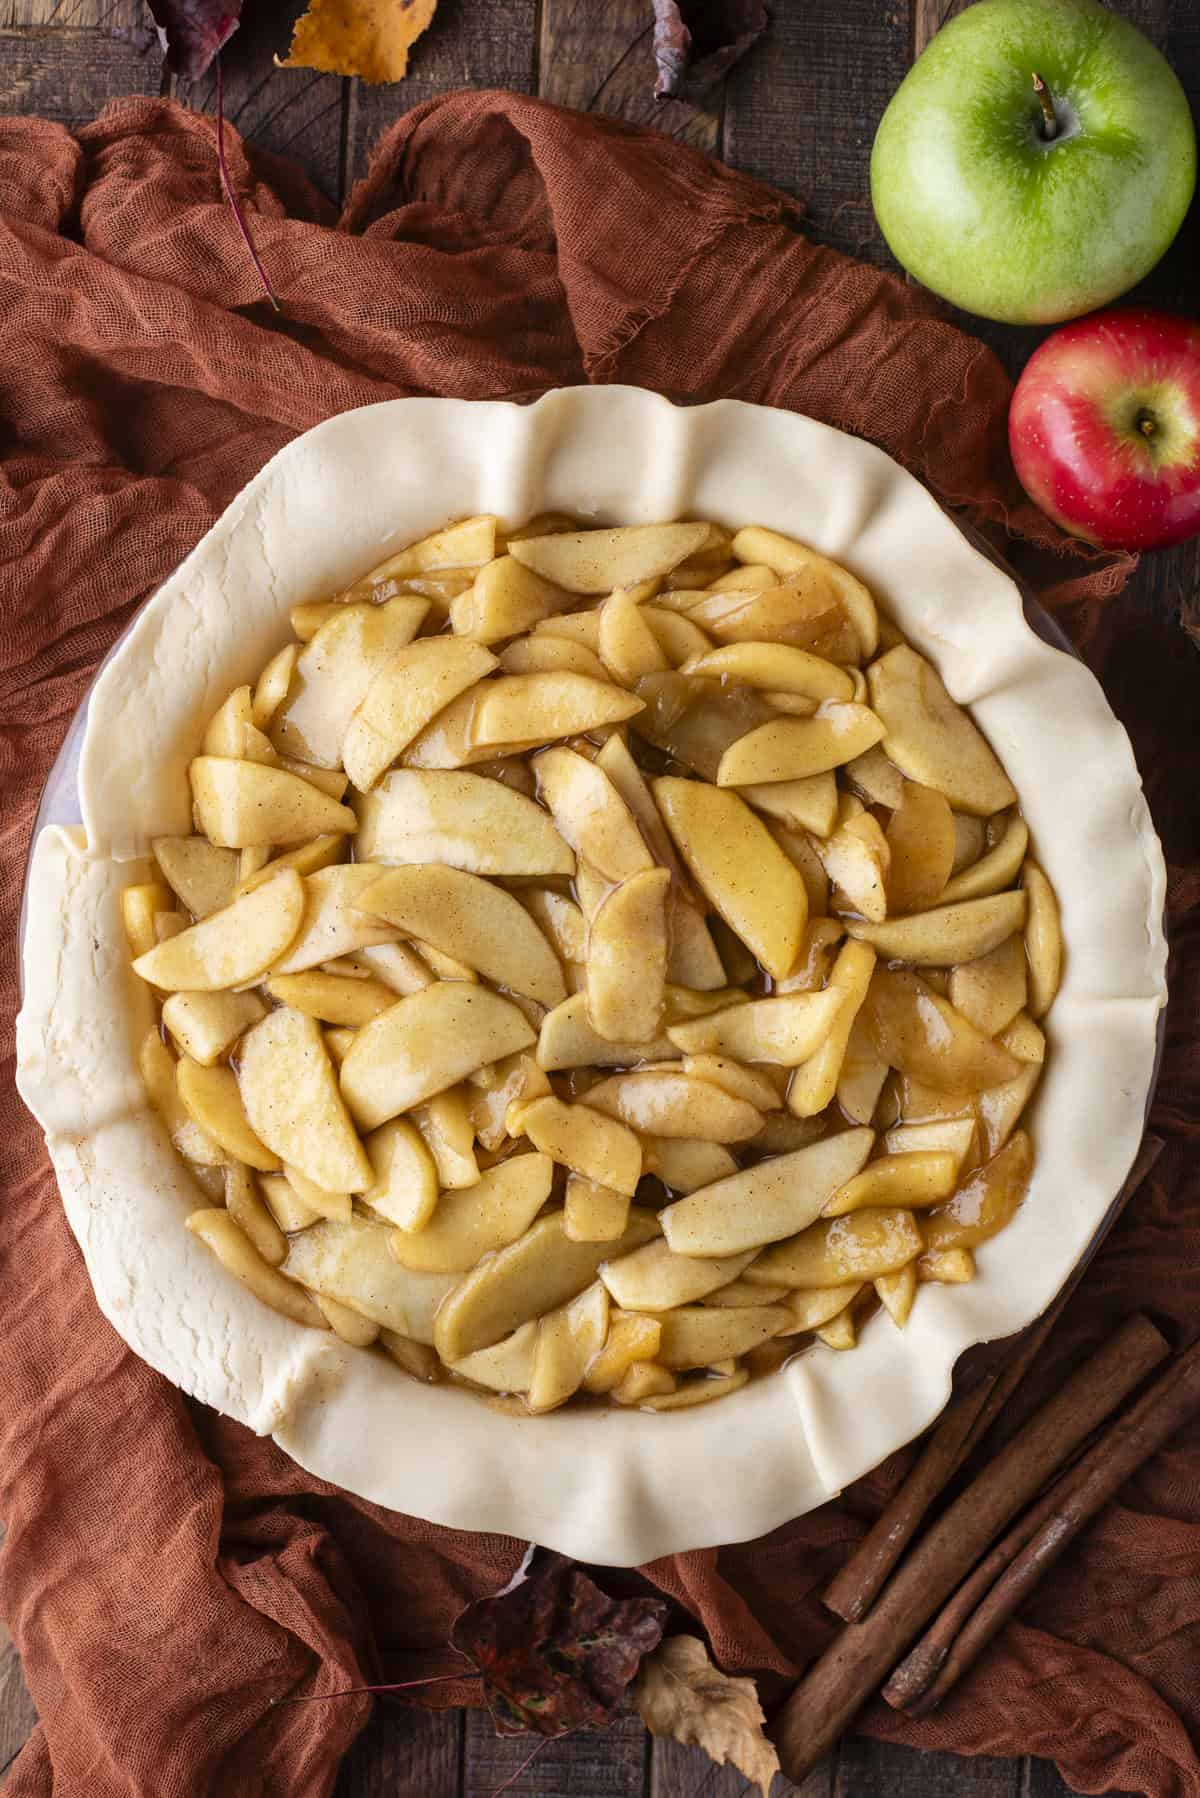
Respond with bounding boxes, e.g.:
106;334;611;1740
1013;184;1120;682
333;1702;461;1798
652;1736;833;1796
0;0;141;26
178;1;347;206
722;0;908;265
0;1620;37;1790
0;24;158;124
463;1703;646;1797
835;1737;1022;1797
538;0;722;154
349;0;538;193
1020;1759;1139;1798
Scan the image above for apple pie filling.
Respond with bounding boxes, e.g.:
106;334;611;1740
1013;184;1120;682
123;513;1061;1413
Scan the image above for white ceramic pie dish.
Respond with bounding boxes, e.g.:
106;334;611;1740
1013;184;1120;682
16;386;1167;1565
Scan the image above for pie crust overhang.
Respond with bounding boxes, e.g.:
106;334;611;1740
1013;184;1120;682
15;388;1167;1566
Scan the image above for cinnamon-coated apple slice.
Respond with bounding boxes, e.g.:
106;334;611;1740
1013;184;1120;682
583;1313;663;1394
562;1175;631;1243
337;516;498;598
354;768;574;876
786;939;876;1118
536;993;681;1071
177;1060;280;1172
886;781;956;914
389;1154;554;1274
411;1088;480;1190
598;1239;755;1311
271;864;401;974
356;864;567;1007
641;1137;738;1194
450;554;570;644
270;597;429;768
685;581;856;661
264;970;397;1027
749;1205;923;1288
586;867;671;1043
498;635;610;681
342;638;498;791
447;1320;540;1394
469;672;643;751
814;805;890;923
666;989;844;1065
862;968;1021;1094
533;747;654;883
357;1117;440;1231
653;776;807;980
508;522;712;594
517;1093;643;1197
846;890;1026;966
716;702;886;787
527;1282;611;1414
238;1005;374;1194
152;835;240;918
939;815;1029;905
731;526;880;658
682;641;856;701
948;935;1027;1036
138;1030;225;1168
656;1305;785;1369
282;1213;458;1340
660;1128;874;1258
867;646;1016;817
1022;861;1063;1018
582;1069;763;1144
161;989;266;1066
340;984;535;1130
825;1150;959;1216
131;869;305;991
598;588;671;684
190;758;357;848
433;1209;659;1361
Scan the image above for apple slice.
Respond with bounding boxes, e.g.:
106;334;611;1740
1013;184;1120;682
251;642;299;731
563;1175;632;1243
786;939;876;1118
528;1282;611;1414
238;1005;373;1193
867;646;1017;817
340;984;535;1130
660;1128;873;1257
399;687;537;770
824;1150;959;1216
139;1030;225;1168
656;1306;784;1369
536;610;602;649
270;597;429;768
342;518;498;596
685;582;855;660
666;990;844;1065
642;1138;738;1194
681;1055;782;1113
520;888;588;966
233;834;348;898
450;555;570;644
190;758;357;848
433;1208;659;1360
264;970;397;1026
280;1163;351;1225
730;526;879;657
356;864;566;1007
202;685;255;758
1022;861;1063;1018
354;768;573;876
750;1205;923;1288
132;869;304;991
598;588;670;684
846;890;1026;966
161;989;266;1066
581;1070;763;1143
583;1313;663;1394
845;744;907;809
587;868;671;1043
389;1153;554;1273
883;1116;979;1172
270;863;408;975
736;775;839;839
342;638;498;791
683;641;856;702
469;673;643;751
862;968;1021;1094
467;1051;552;1151
835;1013;889;1125
598;1240;755;1311
536;993;681;1070
223;1162;287;1268
922;1132;1033;1254
654;777;807;980
508;522;712;594
632;673;777;782
282;1213;458;1340
188;1210;327;1328
176;1059;280;1172
886;782;956;915
533;747;654;883
641;606;713;666
814;807;890;923
939;815;1029;905
716;703;886;787
448;1320;539;1394
410;1088;479;1190
258;1172;321;1233
517;1093;643;1197
498;636;609;681
152;835;240;918
949;935;1027;1036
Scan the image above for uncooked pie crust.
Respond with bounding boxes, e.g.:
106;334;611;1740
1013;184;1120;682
16;388;1167;1565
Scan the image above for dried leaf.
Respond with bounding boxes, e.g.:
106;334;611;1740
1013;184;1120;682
635;1633;781;1797
280;0;437;83
146;0;241;80
652;0;769;102
451;1549;668;1738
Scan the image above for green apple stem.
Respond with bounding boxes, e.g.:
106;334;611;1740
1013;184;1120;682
1031;72;1058;140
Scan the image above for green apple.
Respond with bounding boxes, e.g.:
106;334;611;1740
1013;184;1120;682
870;0;1196;325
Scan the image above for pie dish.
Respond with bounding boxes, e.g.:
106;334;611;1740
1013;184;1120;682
16;387;1167;1563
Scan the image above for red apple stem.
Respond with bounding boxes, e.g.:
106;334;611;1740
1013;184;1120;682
1031;73;1058;140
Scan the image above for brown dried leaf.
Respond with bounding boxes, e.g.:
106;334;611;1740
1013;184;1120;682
652;0;769;102
280;0;437;83
635;1633;781;1797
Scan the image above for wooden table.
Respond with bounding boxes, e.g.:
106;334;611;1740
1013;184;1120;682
1;0;1196;1792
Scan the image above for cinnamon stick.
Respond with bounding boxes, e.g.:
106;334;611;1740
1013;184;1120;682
771;1314;1169;1783
822;1134;1165;1625
822;1296;1064;1624
886;1336;1200;1718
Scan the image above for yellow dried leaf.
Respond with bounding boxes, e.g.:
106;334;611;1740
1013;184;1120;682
635;1634;781;1798
281;0;437;83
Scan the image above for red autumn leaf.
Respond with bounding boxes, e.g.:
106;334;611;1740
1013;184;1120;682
146;0;243;80
652;0;769;102
450;1551;668;1738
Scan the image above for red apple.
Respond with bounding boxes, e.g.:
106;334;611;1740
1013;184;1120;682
1008;309;1200;551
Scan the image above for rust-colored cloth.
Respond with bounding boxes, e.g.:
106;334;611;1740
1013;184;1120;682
0;91;1197;1798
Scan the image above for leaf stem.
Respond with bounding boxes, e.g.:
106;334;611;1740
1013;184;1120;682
215;55;280;311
